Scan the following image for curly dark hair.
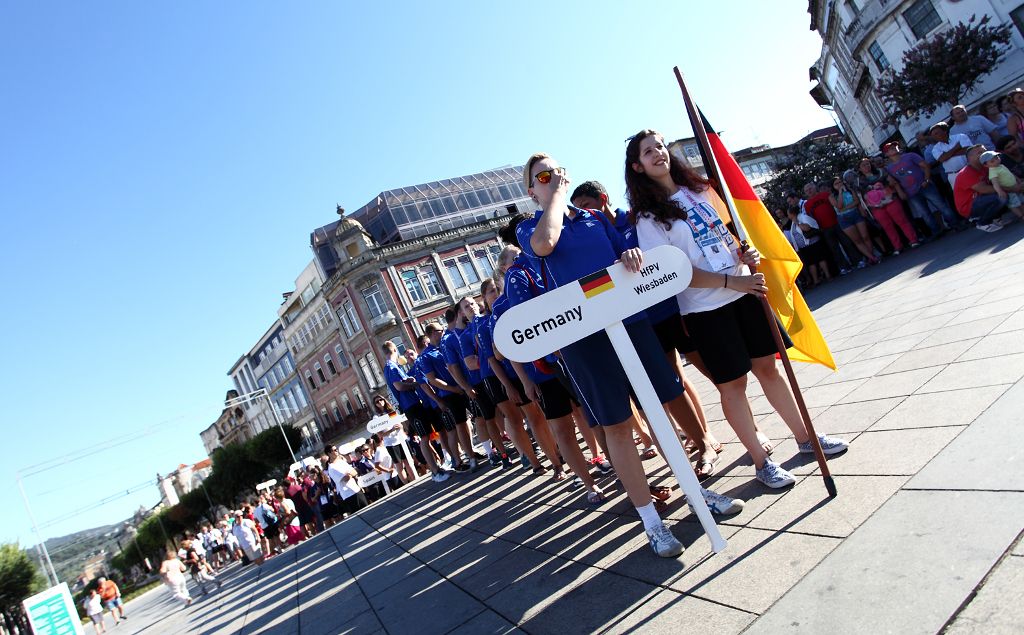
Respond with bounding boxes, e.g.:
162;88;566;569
498;213;530;247
624;129;710;230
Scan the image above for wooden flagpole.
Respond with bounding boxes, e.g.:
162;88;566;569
673;66;837;498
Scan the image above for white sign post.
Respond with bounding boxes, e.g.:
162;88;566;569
23;582;85;635
366;413;419;482
494;244;727;553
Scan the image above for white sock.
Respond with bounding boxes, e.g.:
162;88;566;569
636;501;662;531
481;440;493;455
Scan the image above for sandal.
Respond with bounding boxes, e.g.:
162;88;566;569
694;459;715;481
586;490;605;505
649;485;671;501
552;469;567;481
633;436;643;446
532;465;546;475
756;432;774;456
640;447;658;460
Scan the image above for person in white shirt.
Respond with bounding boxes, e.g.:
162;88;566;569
369;433;401;491
158;549;191;608
326;445;368;516
785;207;831;286
83;590;106;634
231;512;263;565
949;104;997;151
930;122;973;188
626;128;849;490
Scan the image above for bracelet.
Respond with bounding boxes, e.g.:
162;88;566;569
723;274;729;288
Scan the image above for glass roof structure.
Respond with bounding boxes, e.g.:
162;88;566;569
349;166;535;243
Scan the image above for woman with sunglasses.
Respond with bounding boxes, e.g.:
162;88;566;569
625;129;848;490
516;153;743;557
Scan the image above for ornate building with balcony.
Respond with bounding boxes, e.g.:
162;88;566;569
809;0;1024;151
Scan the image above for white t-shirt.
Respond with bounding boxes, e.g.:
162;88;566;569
950;116;997;151
160;558;186;584
372;446;394;473
793;213;820;247
85;594;103;616
327;459;362;500
382;418;408;447
231;519;259;551
280;498;300;526
635;187;748;315
931;133;972;175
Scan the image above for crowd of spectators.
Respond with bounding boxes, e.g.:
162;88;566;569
777;87;1024;289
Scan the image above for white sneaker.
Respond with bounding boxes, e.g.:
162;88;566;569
691;487;745;516
645;523;684;558
432;472;450;483
755;460;796;489
798;434;849;456
976;223;1004;233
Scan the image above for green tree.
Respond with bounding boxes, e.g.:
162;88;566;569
247;426;302;469
762;138;863;212
876;15;1012;123
1;543;46;631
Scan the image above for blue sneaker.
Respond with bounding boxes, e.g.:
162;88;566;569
690;487;744;516
645;523;684;558
755;460;796;489
798;434;849;456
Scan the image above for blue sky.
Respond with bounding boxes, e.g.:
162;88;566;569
0;2;834;553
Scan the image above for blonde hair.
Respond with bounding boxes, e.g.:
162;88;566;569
523;152;551;192
493;245;520;293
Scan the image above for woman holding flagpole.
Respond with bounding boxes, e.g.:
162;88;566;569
625;130;849;489
515;152;743;558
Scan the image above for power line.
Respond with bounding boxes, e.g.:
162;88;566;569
38;479;157;530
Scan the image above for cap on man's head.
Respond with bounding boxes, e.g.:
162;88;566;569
881;142;899;153
979;150;1001;164
928;122;949;133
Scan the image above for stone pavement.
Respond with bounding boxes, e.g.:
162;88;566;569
121;224;1024;634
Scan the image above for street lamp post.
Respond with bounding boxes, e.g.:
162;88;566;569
226;388;297;463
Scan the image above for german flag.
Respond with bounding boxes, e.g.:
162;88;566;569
696;113;836;370
579;269;614;298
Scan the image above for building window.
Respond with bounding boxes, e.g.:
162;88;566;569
401;269;427;303
1013;4;1024;39
361;283;388;319
421;267;443;297
358;352;385;389
868;41;890;72
293;385;308;408
444;258;466;289
305;370;316;391
903;0;941;40
458;255;480;285
334;344;349;368
352;387;367;409
341;392;353;416
330;401;342;424
473;249;494;278
319;407;329;425
314;362;327;383
325;353;337;375
338;301;359;338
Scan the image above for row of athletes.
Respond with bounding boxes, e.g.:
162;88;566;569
385;129;849;558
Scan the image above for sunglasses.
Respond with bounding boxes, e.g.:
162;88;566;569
532;169;557;186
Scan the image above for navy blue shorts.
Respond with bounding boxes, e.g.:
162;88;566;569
559;318;683;426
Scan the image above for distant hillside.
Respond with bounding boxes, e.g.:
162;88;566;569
27;522;128;585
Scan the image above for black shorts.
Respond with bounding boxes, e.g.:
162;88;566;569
470;381;497;420
483;375;509;406
406;403;437;437
441;393;469;428
537;377;573;420
385;444;404;463
797;240;829;266
652;313;697;355
683;294;794;385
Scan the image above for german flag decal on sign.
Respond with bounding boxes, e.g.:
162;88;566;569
579;269;614;298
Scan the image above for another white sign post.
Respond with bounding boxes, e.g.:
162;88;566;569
23;582;84;635
494;244;727;553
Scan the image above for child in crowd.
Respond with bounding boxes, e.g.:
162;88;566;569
864;182;920;253
981;150;1024;219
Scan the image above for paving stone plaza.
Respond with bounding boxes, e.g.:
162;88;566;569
116;224;1024;634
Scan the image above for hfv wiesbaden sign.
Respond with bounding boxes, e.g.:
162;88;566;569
494;244;727;553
